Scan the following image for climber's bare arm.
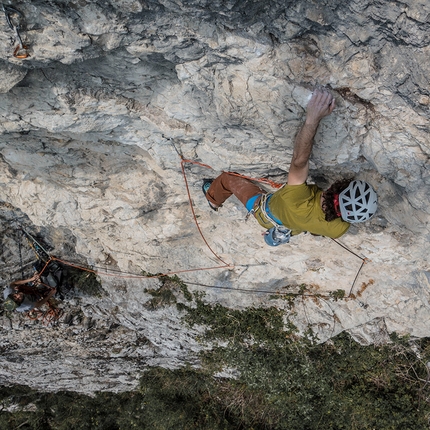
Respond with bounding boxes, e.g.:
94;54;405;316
10;273;40;290
287;89;335;185
34;288;56;310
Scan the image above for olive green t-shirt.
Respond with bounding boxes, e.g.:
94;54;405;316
269;183;350;238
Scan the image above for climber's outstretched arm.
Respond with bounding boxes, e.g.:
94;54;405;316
287;89;335;185
10;274;39;289
33;288;56;310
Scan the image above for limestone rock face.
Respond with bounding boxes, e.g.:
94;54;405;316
0;0;429;393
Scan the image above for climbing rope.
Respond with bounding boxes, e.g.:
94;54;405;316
13;148;370;301
26;307;63;326
21;227;51;262
51;256;231;279
180;158;231;268
178;155;283;268
330;238;370;296
175;141;369;297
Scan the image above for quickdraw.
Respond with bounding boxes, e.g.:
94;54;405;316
2;4;30;59
21;227;51;263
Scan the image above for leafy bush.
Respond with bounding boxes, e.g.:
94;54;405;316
1;287;430;429
144;274;192;309
65;266;104;297
180;294;430;429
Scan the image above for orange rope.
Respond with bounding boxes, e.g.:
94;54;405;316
27;307;63;326
180;159;231;268
51;257;231;279
181;158;284;189
38;257;53;277
23;158;285;283
223;171;283;189
51;257;97;275
176;157;285;271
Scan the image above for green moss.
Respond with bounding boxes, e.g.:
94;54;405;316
144;284;177;309
143;274;193;309
329;289;346;301
66;267;104;297
183;297;292;344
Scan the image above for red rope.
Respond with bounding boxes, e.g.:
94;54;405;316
51;257;231;279
180;159;232;268
19;156;368;300
181;158;284;189
49;159;285;279
25;159;285;282
178;157;286;270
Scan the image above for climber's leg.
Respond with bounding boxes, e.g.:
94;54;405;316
204;173;265;208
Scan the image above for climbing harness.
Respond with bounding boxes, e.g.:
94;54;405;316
258;194;282;226
2;4;30;59
173;143;370;295
251;193;291;246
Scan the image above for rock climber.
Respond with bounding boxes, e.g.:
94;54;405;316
3;271;57;312
202;88;378;246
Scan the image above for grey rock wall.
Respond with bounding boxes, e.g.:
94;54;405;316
0;0;429;393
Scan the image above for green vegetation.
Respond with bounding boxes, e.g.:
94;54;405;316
329;288;346;301
180;292;430;429
1;279;430;429
144;274;192;309
66;266;104;297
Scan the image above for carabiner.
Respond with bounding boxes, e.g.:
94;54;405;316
13;44;30;59
2;4;30;59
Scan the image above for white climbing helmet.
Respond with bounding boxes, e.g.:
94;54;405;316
339;180;378;223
